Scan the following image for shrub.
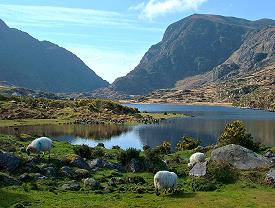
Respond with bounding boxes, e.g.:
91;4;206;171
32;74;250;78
117;148;140;165
112;145;121;150
207;161;239;184
176;136;201;151
186;177;217;191
218;120;259;152
73;144;91;159
155;141;171;155
142;145;150;151
90;147;105;158
144;147;161;162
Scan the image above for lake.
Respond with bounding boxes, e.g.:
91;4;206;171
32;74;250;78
1;104;275;149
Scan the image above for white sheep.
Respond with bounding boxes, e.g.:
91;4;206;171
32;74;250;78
154;170;177;196
188;152;205;168
26;137;53;159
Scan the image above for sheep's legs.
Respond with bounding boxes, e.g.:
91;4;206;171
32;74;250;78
155;188;160;196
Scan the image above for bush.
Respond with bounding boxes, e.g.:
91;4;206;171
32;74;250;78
207;161;239;184
143;145;150;151
176;136;201;151
90;147;105;158
155;141;171;155
218;120;259;152
117;148;140;165
73;144;91;159
144;147;161;162
112;145;121;150
186;177;217;191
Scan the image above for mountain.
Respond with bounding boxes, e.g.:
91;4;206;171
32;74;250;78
139;27;275;110
110;14;275;95
0;19;109;93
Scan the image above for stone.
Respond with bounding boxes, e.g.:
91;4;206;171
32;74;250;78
210;144;273;170
83;178;101;190
0;151;21;172
61;180;80;191
108;177;125;187
189;161;207;177
64;154;90;170
19;173;33;182
0;173;21;186
127;159;144;173
89;158;125;172
60;166;74;177
127;176;146;184
44;166;58;178
74;169;90;178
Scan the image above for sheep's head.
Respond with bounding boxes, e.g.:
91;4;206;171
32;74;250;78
187;162;193;168
26;145;36;155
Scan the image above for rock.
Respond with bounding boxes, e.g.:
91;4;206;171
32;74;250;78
0;151;21;172
43;166;58;178
19;173;33;182
108;177;125;187
210;144;273;170
189;161;207;177
64;154;90;170
89;158;125;172
60;166;74;177
266;168;275;187
74;169;90;178
97;143;105;148
127;176;146;184
32;173;47;180
61;180;80;191
0;173;21;186
264;151;275;158
127;159;144;173
83;178;101;190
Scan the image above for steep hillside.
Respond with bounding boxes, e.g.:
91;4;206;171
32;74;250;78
110;14;275;95
0;19;108;93
140;27;275;111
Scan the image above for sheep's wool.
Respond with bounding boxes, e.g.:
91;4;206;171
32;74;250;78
154;171;177;191
188;152;205;167
30;137;52;152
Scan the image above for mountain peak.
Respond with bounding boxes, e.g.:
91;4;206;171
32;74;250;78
0;19;8;28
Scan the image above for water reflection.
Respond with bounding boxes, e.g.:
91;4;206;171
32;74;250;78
0;104;274;149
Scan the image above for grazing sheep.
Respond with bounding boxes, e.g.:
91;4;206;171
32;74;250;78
188;152;205;168
26;137;53;159
154;170;177;196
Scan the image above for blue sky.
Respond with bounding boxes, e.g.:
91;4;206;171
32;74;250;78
0;0;274;83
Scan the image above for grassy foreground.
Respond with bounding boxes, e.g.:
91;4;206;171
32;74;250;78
0;132;274;208
1;183;275;208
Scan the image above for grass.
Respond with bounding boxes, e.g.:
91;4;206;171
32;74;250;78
140;112;188;120
0;118;74;127
1;134;274;208
1;183;275;208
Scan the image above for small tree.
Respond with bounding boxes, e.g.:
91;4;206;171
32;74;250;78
176;136;201;151
218;120;259;152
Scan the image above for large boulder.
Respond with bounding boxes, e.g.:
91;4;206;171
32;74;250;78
189;161;207;177
63;154;90;170
0;151;21;172
210;144;273;170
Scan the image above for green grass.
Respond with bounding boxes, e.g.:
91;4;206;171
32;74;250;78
140;112;188;120
1;183;275;208
0;118;74;127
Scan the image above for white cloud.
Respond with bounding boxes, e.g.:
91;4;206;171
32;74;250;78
132;0;207;20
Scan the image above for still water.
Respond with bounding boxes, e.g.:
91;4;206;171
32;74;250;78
1;104;275;149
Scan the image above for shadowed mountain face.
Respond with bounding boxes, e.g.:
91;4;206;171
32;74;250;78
110;14;275;95
0;19;109;93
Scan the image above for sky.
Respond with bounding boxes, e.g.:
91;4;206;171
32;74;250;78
0;0;274;83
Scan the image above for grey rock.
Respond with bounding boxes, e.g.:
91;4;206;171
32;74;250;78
127;159;144;173
0;173;21;186
264;151;275;158
0;151;21;172
210;144;273;170
60;166;74;177
266;168;275;187
89;158;125;172
69;155;90;170
108;177;125;187
127;176;146;184
61;180;80;191
83;178;101;190
44;166;58;178
189;161;207;177
19;173;33;182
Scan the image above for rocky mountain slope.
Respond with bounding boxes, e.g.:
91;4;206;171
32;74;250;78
0;19;108;93
109;14;275;95
140;27;275;111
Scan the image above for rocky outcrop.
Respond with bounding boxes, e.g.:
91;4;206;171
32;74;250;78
210;144;273;170
189;161;207;177
88;158;125;172
0;151;21;172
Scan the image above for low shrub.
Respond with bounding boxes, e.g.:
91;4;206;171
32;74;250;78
73;144;91;159
155;141;171;155
218;120;260;152
207;161;239;184
186;177;217;192
176;136;201;151
117;148;140;165
90;147;105;158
